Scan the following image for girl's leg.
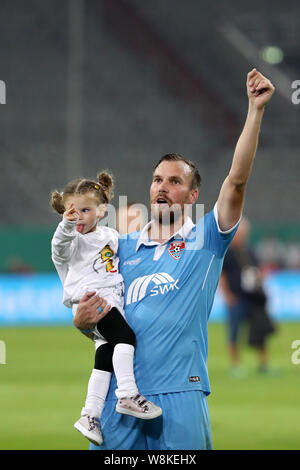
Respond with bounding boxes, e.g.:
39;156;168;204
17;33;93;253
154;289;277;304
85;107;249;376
96;308;162;419
96;307;138;399
81;343;113;418
74;343;113;445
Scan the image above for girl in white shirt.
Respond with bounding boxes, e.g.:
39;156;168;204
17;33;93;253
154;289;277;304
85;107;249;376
51;172;161;446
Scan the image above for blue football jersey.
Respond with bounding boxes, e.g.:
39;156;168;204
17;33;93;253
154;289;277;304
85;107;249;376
106;208;239;398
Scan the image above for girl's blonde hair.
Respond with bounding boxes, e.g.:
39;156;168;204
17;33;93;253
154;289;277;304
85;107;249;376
50;171;114;215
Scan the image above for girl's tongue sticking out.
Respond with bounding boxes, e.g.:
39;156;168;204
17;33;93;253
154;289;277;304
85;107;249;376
76;224;84;233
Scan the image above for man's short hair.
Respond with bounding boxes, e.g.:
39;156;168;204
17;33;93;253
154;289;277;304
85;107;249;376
154;153;201;190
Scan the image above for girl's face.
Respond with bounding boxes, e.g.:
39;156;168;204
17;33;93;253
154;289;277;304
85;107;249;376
65;193;105;234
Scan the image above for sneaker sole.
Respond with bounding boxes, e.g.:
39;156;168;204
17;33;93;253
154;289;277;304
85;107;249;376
73;422;103;446
115;405;162;420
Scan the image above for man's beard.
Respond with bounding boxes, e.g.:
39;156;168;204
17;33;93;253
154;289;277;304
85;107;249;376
149;201;193;240
158;209;175;225
150;203;183;225
150;203;186;240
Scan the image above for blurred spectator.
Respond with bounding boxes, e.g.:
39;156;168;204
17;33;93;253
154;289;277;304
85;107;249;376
255;235;300;272
285;241;300;270
254;235;285;274
220;217;276;377
5;256;35;273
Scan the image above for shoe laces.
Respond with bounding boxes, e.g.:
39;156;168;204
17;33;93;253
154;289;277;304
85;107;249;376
132;394;149;412
88;416;100;431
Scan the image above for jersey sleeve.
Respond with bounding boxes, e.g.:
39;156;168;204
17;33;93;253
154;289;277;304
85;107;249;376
105;227;120;255
203;202;241;259
51;218;77;264
51;218;78;285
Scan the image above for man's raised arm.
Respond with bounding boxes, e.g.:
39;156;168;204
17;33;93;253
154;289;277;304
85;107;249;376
217;68;275;231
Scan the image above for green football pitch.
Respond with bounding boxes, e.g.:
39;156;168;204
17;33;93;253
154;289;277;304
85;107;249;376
0;322;299;450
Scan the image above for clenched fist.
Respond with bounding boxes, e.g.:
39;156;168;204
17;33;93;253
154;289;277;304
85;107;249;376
247;68;275;110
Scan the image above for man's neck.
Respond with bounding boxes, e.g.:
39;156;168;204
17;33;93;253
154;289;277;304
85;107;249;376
148;217;185;244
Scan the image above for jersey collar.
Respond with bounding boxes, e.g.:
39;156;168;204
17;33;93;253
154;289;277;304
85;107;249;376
136;216;195;252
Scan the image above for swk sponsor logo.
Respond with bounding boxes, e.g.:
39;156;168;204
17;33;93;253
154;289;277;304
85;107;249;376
150;278;179;296
126;272;179;305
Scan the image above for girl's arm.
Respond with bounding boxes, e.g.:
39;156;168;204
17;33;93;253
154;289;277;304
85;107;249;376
51;217;77;265
51;203;79;264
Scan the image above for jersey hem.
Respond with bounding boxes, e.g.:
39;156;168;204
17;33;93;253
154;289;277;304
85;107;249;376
106;384;211;400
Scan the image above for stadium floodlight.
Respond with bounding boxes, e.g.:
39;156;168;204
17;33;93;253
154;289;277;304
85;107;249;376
260;46;284;65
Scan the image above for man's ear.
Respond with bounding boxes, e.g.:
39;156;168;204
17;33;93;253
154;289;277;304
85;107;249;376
190;189;198;204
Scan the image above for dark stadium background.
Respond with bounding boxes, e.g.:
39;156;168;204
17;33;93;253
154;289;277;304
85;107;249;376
0;0;299;450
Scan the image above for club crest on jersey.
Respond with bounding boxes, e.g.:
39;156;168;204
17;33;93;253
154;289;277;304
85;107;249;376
168;241;185;260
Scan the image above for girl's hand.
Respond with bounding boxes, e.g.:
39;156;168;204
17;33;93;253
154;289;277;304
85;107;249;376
64;203;80;222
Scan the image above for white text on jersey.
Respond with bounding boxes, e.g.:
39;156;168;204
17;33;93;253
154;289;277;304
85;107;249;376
126;272;179;305
150;279;179;296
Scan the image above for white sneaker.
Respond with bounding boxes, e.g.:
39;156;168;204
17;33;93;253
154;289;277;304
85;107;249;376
74;415;103;446
116;394;162;420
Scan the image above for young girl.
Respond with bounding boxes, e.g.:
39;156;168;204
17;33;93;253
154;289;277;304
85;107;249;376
50;172;162;446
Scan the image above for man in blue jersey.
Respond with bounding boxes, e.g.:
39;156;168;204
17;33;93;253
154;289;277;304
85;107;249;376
73;69;275;449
